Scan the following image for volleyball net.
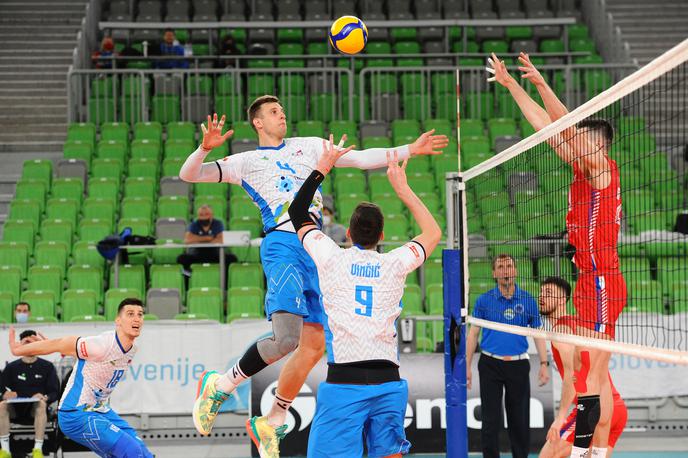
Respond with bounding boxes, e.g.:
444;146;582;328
448;39;688;364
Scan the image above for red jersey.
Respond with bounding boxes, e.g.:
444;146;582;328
566;158;622;273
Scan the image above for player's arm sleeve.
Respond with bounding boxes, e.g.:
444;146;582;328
302;229;341;270
289;169;323;233
326;140;411;170
75;335;110;362
389;241;426;276
179;146;244;184
44;363;60;404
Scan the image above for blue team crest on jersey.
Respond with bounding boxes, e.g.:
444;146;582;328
276;176;295;192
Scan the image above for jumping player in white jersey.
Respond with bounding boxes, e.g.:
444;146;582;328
182;96;447;457
7;298;152;458
287;142;441;457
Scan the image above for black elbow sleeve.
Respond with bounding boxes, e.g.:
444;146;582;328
289;170;325;230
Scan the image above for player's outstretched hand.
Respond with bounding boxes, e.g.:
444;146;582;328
386;150;411;197
8;327;27;357
317;134;354;175
486;52;513;88
409;129;449;156
518;52;546;86
201;113;234;151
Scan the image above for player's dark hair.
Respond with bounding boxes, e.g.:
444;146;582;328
19;330;37;341
164;28;174;34
541;276;572;301
577;119;614;146
15;301;30;311
118;298;144;315
248;95;281;133
491;253;515;270
349;202;384;249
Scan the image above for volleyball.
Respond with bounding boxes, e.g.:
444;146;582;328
328;15;368;55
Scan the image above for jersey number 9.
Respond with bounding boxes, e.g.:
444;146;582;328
355;285;373;317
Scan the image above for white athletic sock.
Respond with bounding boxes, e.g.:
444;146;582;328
591;447;608;457
34;438;43;451
215;362;248;394
0;434;9;452
267;391;293;427
570;445;590;458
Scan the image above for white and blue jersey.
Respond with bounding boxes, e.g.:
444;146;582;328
58;331;152;457
302;230;426;458
216;137;328;233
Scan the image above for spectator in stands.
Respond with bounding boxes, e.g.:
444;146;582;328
218;35;241;67
321;202;347;244
92;36;116;69
177;205;234;275
14;302;30;324
157;28;188;69
465;253;550;458
0;330;59;458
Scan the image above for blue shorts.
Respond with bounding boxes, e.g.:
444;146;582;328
260;231;323;325
58;409;153;457
307;380;411;458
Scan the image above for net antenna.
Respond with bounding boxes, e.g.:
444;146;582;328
451;38;688;366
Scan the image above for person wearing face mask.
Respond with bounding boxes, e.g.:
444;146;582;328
14;302;30;324
321;202;347;245
177;204;235;276
0;330;59;458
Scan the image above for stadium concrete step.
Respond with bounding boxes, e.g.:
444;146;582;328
0;64;70;73
0;79;66;89
0;142;64;153
0;88;66;97
0;56;73;65
0;15;84;25
0;123;69;136
0;131;67;143
0;114;66;125
0;96;66;106
0;2;87;12
0;41;78;50
1;104;67;117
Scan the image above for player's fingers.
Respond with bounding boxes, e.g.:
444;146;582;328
485;66;496;74
213;113;218;127
219;114;226;128
329;133;334;150
386;150;391;163
401;158;408;170
338;145;355;159
487;76;496;82
201;124;208;136
338;134;347;149
393;149;399;163
221;129;234;140
37;331;47;341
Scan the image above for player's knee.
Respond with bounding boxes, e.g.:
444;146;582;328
276;333;300;357
112;434;151;458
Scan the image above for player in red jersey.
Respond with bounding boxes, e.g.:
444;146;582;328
489;52;626;457
538;277;627;458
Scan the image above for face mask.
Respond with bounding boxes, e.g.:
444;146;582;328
15;313;28;324
323;215;332;225
198;219;210;226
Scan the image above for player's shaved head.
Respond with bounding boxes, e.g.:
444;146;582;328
118;298;144;315
248;95;281;132
349;202;384;248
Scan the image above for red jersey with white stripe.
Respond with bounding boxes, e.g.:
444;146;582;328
566;158;622;273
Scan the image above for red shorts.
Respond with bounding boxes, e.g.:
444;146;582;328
560;400;628;447
573;271;627;338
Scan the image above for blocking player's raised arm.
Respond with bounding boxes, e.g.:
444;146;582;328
179;113;237;183
387;151;441;259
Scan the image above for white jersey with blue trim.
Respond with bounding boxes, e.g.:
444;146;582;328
59;331;137;413
217;137;325;233
302;230;426;365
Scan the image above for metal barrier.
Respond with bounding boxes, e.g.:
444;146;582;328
72;0;102;70
582;0;633;64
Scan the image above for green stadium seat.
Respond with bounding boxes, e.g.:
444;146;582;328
296;120;324;137
229;263;263;290
101;122;129;143
227;286;263;321
628;280;664;313
657;257;687;296
124;177;155;199
164;138;196;159
27;265;62;304
68;264;104;303
310;94;336;123
278;74;305;96
0;292;12;323
121;197;154;220
130;139;161;161
195;182;228;199
128;158;160;179
45;198;79;227
407;172;435;193
187;75;213;96
187;287;223;321
482;40;509;53
150;264;184;294
67;122;96;146
540;39;565;53
14;180;48;211
401;283;424;316
175;313;209;320
61;289;98;321
150;239;183;264
465;93;494;121
22;160;52;187
2;220;35;253
423;119;452;138
104;288;142;320
34;241;68;277
426;284;443;315
167;121;196;143
0;242;28;279
111;264;145;294
157;195;189;219
39;219;73;246
334;172;367;195
73;241;104;270
133;121;162;142
248;75;275;99
51;178;83;202
118;217;152;236
96;140;127;164
537;257;573;281
228;216;262;238
369;174;395;196
189;263;221;289
162;158;185;177
0;266;22;303
82;198;114;227
152;95;181;123
71;314;107;322
78;218;112;243
328;120;357;140
21;290;56;319
90;157;123;179
8;199;40;228
63;140;94;166
215;95;244;122
215;74;237;96
568;24;590;40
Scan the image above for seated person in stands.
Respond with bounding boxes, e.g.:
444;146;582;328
0;330;59;458
14;302;30;324
218;35;241;68
321;201;347;245
156;28;188;69
178;204;234;275
92;36;116;69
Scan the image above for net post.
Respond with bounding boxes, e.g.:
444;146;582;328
445;172;468;458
